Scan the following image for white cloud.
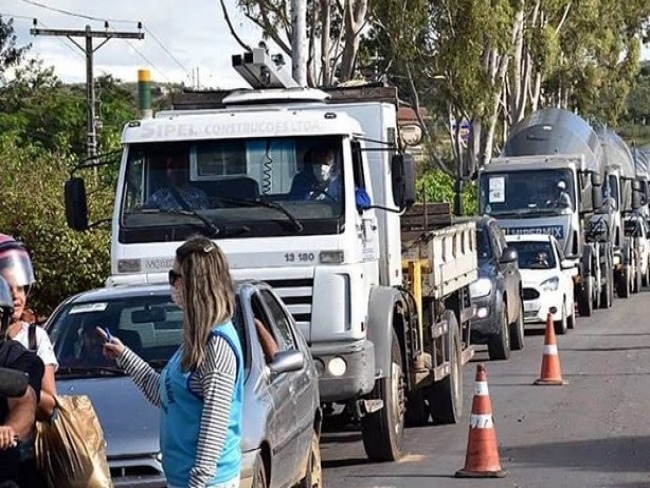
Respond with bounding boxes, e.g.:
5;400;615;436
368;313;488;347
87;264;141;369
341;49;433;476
3;0;271;88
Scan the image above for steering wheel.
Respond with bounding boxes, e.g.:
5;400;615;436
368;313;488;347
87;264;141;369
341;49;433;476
308;188;336;203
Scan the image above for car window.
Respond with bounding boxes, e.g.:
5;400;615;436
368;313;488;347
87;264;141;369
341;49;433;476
48;293;248;372
508;241;557;270
250;293;280;364
260;290;297;351
477;227;492;260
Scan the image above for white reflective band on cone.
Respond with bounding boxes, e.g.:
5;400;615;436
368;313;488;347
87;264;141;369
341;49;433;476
474;381;489;396
544;344;558;355
469;414;494;429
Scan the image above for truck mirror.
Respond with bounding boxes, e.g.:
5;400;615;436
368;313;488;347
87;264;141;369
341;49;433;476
633;185;642;210
592;184;603;210
391;153;416;210
591;172;602;186
64;177;89;231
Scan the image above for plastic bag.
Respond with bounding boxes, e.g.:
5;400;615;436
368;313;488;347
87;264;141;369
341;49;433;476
34;395;113;488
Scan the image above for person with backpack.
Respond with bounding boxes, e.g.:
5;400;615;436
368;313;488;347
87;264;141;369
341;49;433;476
0;235;57;421
0;274;46;488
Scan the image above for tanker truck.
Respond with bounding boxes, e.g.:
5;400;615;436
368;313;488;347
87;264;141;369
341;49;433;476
594;126;644;296
478;107;609;318
632;146;650;216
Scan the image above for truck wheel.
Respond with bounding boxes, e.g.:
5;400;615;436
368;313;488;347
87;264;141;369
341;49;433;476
599;270;612;308
554;299;568;335
488;307;511;360
405;390;429;427
428;311;463;424
360;331;405;462
577;277;593;317
617;266;631;298
633;258;642;294
509;298;525;351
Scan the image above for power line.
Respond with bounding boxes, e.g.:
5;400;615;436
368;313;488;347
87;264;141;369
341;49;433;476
17;1;191;80
20;0;133;24
31;23;144;158
143;26;191;76
125;40;173;83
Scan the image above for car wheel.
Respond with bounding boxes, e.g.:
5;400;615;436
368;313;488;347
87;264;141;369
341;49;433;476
509;298;525;351
554;299;568;335
617;265;631;298
300;430;322;488
252;454;267;488
488;306;510;360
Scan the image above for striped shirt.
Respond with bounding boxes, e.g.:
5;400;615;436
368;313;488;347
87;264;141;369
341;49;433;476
118;335;237;487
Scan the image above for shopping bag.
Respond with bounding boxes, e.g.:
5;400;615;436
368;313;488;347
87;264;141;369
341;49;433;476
34;395;113;488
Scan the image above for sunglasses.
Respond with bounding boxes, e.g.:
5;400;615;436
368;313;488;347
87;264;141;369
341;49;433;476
168;269;182;286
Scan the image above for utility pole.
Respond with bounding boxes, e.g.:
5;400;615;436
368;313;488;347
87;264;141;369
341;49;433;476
290;0;307;87
31;21;144;159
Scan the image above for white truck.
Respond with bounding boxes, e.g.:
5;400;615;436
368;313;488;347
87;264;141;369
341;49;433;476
64;48;478;461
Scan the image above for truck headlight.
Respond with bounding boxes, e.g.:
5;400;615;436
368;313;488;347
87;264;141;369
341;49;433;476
540;277;559;291
470;278;492;298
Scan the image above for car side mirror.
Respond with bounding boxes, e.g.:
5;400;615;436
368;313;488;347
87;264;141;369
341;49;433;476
269;350;304;375
499;247;518;264
65;177;89;231
560;259;575;270
391;153;416;210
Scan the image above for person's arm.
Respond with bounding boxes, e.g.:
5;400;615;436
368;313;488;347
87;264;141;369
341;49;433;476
117;348;161;407
34;329;58;419
188;336;237;488
3;386;37;445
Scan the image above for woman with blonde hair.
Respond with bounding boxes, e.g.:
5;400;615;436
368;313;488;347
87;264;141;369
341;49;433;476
101;236;244;488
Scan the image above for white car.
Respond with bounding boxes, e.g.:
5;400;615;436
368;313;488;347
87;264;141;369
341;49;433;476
505;234;577;334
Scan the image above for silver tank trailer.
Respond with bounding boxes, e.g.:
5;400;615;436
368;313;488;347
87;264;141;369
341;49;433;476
594;125;636;213
502;107;606;214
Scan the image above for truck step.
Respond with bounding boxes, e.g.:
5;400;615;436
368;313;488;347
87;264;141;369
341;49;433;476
461;345;475;366
358;399;384;415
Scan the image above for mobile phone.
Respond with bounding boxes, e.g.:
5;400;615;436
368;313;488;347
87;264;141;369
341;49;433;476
103;327;113;343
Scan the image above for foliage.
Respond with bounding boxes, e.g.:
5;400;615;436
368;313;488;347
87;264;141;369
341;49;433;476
0;143;113;315
416;171;478;216
0;15;29;79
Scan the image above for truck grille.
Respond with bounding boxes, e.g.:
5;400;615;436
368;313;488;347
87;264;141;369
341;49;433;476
523;288;540;300
265;278;314;327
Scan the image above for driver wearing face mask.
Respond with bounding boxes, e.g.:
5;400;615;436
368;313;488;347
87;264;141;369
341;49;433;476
289;148;341;202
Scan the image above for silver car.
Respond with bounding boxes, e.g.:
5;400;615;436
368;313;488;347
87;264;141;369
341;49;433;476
46;281;322;488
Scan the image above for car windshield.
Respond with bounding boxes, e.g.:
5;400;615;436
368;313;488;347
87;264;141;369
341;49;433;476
477;227;492;260
48;293;247;375
479;169;575;216
120;136;346;241
508;241;556;270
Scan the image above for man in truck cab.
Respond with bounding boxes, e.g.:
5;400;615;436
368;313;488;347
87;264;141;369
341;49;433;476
143;153;209;211
548;180;572;210
289;147;341;202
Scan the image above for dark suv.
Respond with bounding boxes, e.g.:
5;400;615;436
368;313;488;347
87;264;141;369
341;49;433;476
470;216;525;360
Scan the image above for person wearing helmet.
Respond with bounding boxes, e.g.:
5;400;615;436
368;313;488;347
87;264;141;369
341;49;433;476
0;235;57;421
0;274;46;487
548;180;572;210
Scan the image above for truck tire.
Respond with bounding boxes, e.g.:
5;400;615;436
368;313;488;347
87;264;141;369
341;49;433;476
427;311;463;424
554;299;568;335
617;266;631;298
577;277;593;317
509;298;525;351
599;267;612;309
487;307;511;360
405;390;429;427
360;331;405;462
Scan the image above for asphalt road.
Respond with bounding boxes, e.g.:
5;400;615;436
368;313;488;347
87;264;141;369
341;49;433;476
321;291;650;488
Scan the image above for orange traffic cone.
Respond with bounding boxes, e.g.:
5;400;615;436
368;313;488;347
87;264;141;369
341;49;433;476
534;312;568;386
455;363;507;478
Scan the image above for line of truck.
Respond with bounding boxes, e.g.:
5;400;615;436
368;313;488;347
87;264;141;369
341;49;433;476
61;47;650;466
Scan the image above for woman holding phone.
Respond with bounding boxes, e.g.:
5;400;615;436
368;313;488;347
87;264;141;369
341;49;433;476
100;236;244;488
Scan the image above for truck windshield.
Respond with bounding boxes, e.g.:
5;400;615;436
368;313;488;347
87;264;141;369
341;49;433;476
119;136;346;241
479;169;575;216
603;174;619;209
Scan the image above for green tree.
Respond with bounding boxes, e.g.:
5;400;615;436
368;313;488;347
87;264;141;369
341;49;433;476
0;15;29;78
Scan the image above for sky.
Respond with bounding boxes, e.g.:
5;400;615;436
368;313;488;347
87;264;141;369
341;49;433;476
2;0;269;89
4;1;650;90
